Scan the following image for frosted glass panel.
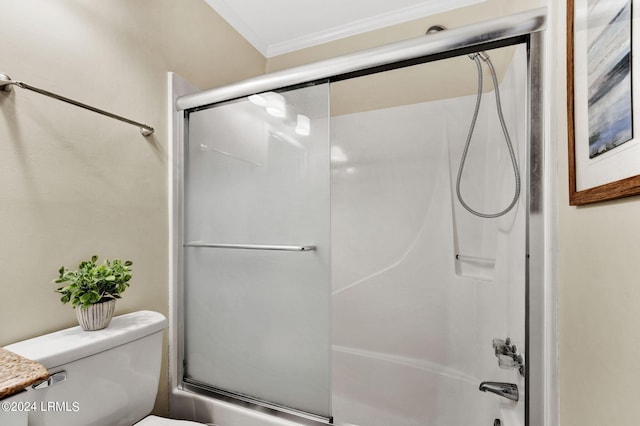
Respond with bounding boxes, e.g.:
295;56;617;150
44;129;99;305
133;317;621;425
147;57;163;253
183;83;331;418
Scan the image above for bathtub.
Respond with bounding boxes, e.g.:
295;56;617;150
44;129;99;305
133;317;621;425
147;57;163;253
170;345;523;426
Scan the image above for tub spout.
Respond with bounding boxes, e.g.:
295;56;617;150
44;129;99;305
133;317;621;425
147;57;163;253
479;381;519;402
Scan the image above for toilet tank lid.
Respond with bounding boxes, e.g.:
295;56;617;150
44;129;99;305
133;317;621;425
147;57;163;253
4;311;167;369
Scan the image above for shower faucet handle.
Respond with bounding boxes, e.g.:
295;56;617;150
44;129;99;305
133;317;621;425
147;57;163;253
493;337;518;355
492;337;525;377
492;337;510;355
498;354;523;369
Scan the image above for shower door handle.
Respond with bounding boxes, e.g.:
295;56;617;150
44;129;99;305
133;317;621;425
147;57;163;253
184;242;316;251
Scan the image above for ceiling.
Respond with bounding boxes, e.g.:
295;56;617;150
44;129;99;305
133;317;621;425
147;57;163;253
203;0;486;58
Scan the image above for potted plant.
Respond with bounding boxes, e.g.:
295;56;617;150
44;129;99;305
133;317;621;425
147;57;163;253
53;255;133;331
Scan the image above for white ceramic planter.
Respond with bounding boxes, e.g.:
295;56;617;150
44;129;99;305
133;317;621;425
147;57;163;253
75;299;116;331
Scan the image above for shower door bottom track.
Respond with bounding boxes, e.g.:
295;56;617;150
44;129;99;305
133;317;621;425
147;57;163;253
182;377;333;426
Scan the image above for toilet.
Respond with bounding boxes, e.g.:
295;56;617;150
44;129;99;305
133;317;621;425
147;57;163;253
3;311;206;426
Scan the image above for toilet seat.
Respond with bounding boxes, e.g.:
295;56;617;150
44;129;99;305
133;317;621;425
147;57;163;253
135;415;208;425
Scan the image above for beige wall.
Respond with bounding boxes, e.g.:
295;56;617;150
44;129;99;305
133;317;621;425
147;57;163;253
0;0;265;415
552;2;640;426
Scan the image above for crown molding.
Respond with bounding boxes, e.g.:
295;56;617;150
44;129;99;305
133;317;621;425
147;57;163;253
205;0;487;58
266;0;487;57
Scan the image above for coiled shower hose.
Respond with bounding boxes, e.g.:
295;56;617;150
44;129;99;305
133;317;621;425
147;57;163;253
456;52;521;218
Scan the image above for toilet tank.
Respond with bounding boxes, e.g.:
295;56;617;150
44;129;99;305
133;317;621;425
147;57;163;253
3;310;167;426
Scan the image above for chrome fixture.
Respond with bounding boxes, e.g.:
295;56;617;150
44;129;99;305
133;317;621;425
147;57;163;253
493;337;525;377
423;26;520;219
0;72;154;136
479;381;519;402
32;371;67;390
425;25;487;61
426;24;447;34
0;73;13;91
183;242;316;252
456;46;520;218
468;50;490;61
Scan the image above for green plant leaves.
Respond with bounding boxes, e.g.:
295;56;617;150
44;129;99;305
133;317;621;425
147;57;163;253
52;256;133;308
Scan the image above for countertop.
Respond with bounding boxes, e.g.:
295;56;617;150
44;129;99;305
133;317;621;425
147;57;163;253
0;347;48;399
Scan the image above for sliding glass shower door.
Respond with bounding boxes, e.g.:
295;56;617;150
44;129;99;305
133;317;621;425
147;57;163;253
182;82;331;420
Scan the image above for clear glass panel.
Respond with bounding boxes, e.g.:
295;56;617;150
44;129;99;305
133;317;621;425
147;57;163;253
183;83;331;418
330;44;527;426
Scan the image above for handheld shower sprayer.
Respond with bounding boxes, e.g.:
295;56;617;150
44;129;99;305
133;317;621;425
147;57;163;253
425;24;520;219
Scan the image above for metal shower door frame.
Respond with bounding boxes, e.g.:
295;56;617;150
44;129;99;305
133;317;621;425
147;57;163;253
170;7;551;426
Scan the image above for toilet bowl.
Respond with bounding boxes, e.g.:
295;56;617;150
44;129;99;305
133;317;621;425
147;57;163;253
3;310;206;426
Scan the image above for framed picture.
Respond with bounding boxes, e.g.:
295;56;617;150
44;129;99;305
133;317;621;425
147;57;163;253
567;0;639;205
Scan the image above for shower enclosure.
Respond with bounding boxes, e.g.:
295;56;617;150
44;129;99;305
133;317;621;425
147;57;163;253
170;9;548;426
